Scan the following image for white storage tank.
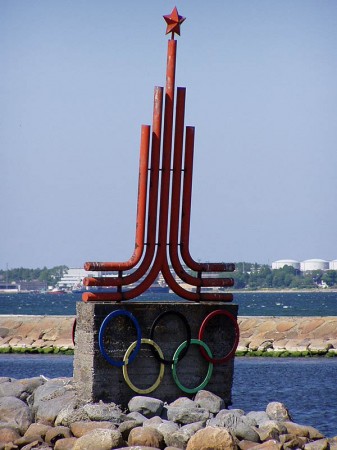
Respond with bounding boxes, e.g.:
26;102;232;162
300;259;329;272
329;260;337;270
271;260;300;270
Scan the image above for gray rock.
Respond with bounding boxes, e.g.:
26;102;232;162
118;419;143;441
0;377;44;400
35;387;76;425
212;411;260;442
169;397;197;408
0;396;33;434
128;396;164;418
83;401;127;423
127;411;149;423
55;400;90;426
156;421;180;444
246;411;270;427
165;421;205;448
143;416;163;428
194;390;225;414
166;406;210;424
73;428;124;450
29;378;73;409
266;402;291;422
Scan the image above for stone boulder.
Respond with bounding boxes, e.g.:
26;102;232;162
128;396;164;418
186;426;237;450
0;396;33;434
282;421;324;440
73;428;124;450
165;421;205;449
54;437;78;450
0;377;45;400
166;406;210;424
266;402;291;422
83;401;127;423
128;426;165;449
210;410;260;442
194;390;225;414
0;427;21;444
70;420;116;438
45;426;72;445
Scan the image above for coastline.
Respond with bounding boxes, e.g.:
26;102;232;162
1;315;337;357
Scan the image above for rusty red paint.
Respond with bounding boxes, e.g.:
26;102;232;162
83;12;235;302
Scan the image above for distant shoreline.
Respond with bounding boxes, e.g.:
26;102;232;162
230;288;337;294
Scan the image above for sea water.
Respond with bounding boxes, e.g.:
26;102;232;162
0;354;336;437
1;291;337;437
1;291;337;316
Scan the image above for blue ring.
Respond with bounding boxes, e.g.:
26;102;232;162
99;310;142;367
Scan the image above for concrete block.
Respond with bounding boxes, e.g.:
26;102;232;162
74;301;238;408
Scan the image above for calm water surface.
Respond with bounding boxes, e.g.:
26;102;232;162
0;355;336;437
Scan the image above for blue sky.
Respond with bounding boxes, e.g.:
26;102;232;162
1;1;337;269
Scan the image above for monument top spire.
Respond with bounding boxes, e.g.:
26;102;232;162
163;6;186;38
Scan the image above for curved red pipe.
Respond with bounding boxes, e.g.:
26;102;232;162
180;126;235;273
84;124;150;272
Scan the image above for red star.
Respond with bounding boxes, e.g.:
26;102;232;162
163;6;186;38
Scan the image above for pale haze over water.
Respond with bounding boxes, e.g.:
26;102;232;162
1;1;337;269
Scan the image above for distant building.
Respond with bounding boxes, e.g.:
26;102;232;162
271;260;300;270
272;259;335;273
19;281;48;292
330;260;337;270
57;268;100;290
300;259;329;272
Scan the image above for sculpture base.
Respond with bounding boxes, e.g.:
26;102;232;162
73;301;238;407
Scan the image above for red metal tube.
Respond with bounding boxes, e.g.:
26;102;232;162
161;258;234;302
83;86;164;290
84;124;150;272
180;126;235;273
168;89;234;288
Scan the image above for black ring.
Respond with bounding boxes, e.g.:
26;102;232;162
150;310;191;365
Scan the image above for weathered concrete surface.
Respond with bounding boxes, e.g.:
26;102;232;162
1;315;337;355
73;302;238;407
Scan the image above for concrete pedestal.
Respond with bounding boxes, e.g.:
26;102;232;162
73;301;238;407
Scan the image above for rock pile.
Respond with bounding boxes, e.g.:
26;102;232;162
2;316;337;357
0;377;336;449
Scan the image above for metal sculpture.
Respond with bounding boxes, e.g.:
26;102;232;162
83;7;235;302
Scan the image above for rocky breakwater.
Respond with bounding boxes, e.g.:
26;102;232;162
1;315;337;357
0;378;336;450
238;317;337;357
0;316;74;354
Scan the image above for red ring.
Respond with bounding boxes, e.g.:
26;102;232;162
198;310;239;364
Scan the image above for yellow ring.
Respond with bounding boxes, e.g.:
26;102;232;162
122;338;165;394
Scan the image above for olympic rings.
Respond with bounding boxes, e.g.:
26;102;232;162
122;338;165;394
150;310;191;365
99;310;142;367
97;308;239;394
172;339;213;394
198;310;240;364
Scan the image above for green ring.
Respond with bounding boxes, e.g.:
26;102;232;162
171;338;213;394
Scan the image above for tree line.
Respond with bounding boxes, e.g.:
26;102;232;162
2;263;337;290
229;263;337;290
0;266;68;287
